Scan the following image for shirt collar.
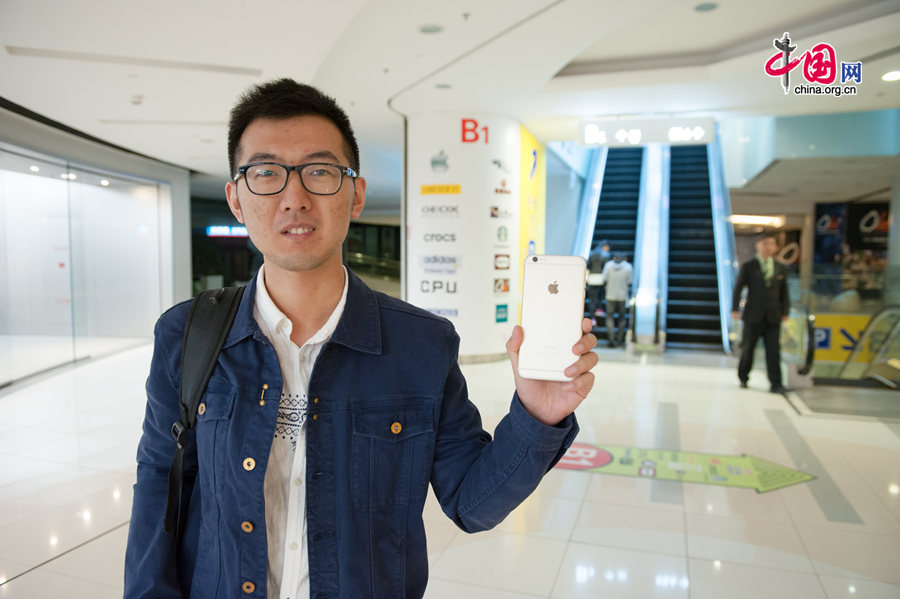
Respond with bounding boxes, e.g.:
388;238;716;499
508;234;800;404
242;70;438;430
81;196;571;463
253;264;349;346
225;266;382;355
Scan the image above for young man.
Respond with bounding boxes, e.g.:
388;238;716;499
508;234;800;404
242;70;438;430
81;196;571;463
600;252;632;347
732;232;790;393
586;239;610;317
124;79;598;599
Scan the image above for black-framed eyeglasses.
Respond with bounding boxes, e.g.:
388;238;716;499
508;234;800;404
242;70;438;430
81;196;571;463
234;162;358;196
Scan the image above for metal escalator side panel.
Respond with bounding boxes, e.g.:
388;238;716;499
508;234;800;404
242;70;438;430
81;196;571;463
707;135;739;354
632;144;667;346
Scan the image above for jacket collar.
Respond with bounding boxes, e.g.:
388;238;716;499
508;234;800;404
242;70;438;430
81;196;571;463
224;266;382;355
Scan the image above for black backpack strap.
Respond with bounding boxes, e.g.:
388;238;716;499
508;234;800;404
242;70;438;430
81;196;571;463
164;285;245;536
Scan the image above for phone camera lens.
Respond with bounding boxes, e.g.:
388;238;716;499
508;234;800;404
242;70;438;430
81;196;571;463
532;256;538;262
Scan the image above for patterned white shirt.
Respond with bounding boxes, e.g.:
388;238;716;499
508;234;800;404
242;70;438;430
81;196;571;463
253;265;348;599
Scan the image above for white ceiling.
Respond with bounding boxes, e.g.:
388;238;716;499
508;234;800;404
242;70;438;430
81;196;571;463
1;0;899;210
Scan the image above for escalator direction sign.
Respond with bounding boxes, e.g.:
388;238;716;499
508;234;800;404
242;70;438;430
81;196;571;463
556;442;815;493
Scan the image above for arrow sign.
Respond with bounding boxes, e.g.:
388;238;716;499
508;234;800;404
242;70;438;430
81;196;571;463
556;442;815;493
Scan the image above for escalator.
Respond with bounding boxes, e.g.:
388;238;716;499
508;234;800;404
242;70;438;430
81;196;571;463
665;145;721;349
588;147;642;341
837;306;900;389
592;147;642;258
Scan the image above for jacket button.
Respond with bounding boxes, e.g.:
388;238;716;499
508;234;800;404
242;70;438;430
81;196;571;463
313;397;319;404
241;521;254;533
312;414;318;421
242;581;255;594
243;457;256;471
391;422;402;435
198;403;206;416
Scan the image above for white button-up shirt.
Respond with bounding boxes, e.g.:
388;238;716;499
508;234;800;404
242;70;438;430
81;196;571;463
253;265;348;599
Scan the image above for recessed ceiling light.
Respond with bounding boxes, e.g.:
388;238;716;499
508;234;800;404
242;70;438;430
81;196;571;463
30;165;39;172
419;24;444;34
694;2;718;11
100;179;110;186
882;70;900;82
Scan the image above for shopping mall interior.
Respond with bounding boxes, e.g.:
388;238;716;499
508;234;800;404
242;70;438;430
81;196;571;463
1;1;899;597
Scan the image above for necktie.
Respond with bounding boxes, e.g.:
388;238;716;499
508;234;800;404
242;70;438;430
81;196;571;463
762;258;773;285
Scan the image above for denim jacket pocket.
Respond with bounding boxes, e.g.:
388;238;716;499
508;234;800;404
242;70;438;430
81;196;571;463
351;403;435;510
194;383;238;496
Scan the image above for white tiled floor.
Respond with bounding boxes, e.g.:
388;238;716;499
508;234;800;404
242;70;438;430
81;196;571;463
1;344;899;598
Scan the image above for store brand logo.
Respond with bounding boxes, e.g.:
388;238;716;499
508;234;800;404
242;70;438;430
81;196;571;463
421;204;459;216
420;255;460;274
421;280;457;294
490;205;513;219
423;233;456;242
495;304;509;323
431;150;449;173
421;184;461;195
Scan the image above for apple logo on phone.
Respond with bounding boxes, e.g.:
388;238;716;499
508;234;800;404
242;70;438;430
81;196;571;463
548;281;559;294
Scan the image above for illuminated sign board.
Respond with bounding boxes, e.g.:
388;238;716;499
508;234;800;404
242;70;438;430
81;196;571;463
580;118;715;147
206;226;248;237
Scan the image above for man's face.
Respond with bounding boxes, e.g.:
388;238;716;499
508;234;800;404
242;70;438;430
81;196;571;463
225;115;365;276
756;236;777;259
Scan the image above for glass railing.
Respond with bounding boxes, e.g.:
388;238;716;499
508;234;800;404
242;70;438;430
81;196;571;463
572;146;609;258
345;252;401;279
804;272;888;314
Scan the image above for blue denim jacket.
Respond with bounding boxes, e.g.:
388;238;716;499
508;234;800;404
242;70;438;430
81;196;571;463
125;269;578;598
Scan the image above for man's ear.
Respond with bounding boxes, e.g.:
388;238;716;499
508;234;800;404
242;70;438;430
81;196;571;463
350;176;367;219
225;181;245;224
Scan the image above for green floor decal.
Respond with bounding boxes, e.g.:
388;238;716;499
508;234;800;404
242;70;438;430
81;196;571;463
556;442;815;493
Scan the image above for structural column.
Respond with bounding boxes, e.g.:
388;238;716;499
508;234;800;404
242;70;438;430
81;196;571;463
405;113;545;360
887;174;900;305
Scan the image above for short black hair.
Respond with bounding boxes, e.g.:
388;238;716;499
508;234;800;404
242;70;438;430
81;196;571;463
756;232;777;242
227;78;360;178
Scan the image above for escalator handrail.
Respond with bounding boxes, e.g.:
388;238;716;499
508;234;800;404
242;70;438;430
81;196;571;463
798;313;816;376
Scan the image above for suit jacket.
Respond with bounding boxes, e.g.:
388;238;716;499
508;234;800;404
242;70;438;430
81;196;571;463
732;258;790;324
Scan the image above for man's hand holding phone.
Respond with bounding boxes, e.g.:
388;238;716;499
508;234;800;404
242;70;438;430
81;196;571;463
507;317;598;426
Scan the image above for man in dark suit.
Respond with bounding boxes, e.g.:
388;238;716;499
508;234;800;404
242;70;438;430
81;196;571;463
732;232;790;393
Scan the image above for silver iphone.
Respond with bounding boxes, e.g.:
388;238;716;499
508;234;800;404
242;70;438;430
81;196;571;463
517;254;587;381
